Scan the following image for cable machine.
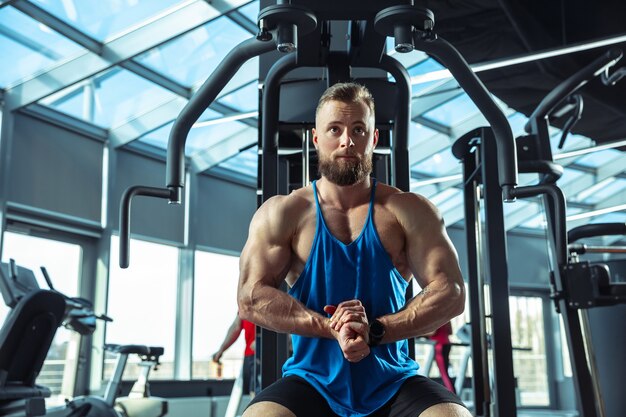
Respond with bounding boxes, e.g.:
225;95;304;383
118;0;521;412
453;48;625;417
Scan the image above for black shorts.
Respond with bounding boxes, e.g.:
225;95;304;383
246;374;466;417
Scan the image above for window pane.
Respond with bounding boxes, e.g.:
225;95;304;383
0;7;83;87
40;67;178;128
422;94;479;126
214;145;258;178
408;58;446;96
218;82;258;113
31;0;187;41
238;0;259;23
411;148;459;177
1;231;82;405
193;251;242;379
136;16;250;86
510;296;549;406
107;236;178;380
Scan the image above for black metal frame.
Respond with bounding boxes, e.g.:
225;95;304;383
452;128;518;417
118;0;524;402
522;49;623;417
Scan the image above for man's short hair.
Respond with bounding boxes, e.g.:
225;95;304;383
315;82;375;121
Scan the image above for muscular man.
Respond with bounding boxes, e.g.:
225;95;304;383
238;82;470;417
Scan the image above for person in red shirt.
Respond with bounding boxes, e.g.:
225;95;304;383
429;321;456;393
213;314;257;395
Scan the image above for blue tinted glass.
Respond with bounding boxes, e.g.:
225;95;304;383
409;182;438;196
238;0;259;22
411;149;459;177
435;188;463;214
521;213;545;229
557;167;586;186
507;113;529;138
408;122;439;148
187;120;249;156
408;58;446;96
578;178;626;205
575;149;622;168
31;0;185;41
523;206;586;229
429;188;460;211
217;145;258;177
137;107;223;154
567;206;584;217
137;121;172;150
422;94;478;126
590;212;626;224
503;200;531;216
551;133;593;154
218;82;258;112
0;7;83;87
136;16;250;86
41;68;177;128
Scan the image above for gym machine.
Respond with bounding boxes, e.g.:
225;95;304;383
118;1;525;411
0;260;167;417
453;48;624;417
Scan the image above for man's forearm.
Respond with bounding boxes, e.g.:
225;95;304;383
238;284;332;339
379;280;464;344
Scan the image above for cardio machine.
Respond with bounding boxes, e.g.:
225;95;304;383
0;259;167;417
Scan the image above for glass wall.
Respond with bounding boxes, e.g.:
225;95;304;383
107;236;178;380
510;295;548;406
1;231;82;405
192;250;242;379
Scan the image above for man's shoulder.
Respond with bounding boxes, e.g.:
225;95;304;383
376;184;442;227
376;183;433;210
256;186;314;223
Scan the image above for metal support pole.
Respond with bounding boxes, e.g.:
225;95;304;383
458;128;491;416
482;129;517;417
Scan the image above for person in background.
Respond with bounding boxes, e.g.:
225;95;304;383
212;313;256;396
429;321;456;393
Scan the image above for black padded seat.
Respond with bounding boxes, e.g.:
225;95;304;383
105;344;164;357
0;289;65;400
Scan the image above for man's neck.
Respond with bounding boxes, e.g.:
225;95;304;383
317;176;372;210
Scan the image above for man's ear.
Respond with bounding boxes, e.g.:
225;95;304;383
312;128;319;149
373;128;379;148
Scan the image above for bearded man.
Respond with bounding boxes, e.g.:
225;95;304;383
237;83;470;417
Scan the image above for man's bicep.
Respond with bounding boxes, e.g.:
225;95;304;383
241;236;292;288
239;202;293;290
404;199;462;288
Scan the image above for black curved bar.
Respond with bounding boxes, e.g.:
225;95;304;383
261;53;299;201
166;36;277;202
518;160;563;184
510;184;568;264
414;35;518;199
568;222;626;243
379;54;411;192
119;186;174;268
524;48;622;133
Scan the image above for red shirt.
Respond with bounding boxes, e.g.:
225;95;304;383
242;319;256;357
429;322;453;344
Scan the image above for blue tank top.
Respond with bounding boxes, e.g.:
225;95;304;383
282;179;419;417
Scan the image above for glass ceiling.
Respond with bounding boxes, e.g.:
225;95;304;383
1;0;624;236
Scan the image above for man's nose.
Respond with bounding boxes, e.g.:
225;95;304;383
340;130;355;147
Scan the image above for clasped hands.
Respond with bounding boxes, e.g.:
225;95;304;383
324;300;370;363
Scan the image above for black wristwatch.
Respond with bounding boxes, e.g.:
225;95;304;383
368;319;385;347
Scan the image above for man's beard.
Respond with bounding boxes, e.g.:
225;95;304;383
317;152;373;186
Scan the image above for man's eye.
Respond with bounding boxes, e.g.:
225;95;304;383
354;127;365;134
330;127;340;133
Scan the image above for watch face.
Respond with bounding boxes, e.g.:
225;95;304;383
371;319;385;337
